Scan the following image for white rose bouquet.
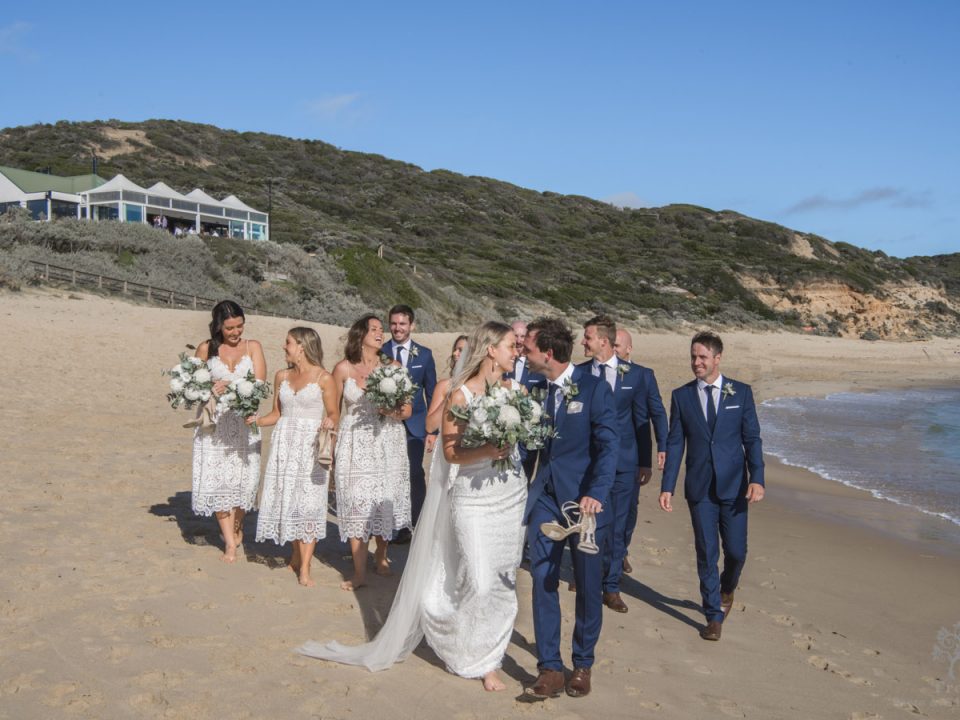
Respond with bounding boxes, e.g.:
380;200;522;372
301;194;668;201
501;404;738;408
217;370;272;433
365;364;418;420
449;383;554;471
163;352;214;410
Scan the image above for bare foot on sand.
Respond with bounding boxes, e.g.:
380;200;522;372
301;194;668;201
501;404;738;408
374;548;392;576
298;574;315;587
221;546;238;564
482;671;506;692
340;576;366;591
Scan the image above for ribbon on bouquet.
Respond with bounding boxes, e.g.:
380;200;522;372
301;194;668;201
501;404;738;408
183;397;218;431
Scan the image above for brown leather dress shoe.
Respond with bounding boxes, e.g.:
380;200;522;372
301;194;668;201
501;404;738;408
622;555;633;574
700;620;722;641
526;669;565;699
566;667;592;697
721;591;735;615
602;591;629;613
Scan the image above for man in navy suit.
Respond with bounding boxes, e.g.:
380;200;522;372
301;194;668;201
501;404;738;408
613;328;667;575
381;304;437;538
523;317;618;699
578;317;667;614
505;320;545;479
660;331;765;641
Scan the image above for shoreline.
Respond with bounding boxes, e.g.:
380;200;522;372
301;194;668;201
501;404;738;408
2;289;959;719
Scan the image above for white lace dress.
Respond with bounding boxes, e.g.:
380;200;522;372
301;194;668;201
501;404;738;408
191;355;261;515
300;382;527;679
420;384;528;678
334;378;411;541
255;380;330;544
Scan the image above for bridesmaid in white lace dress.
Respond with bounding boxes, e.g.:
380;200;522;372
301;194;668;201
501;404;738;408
332;314;412;591
250;327;339;587
300;322;526;693
192;300;266;563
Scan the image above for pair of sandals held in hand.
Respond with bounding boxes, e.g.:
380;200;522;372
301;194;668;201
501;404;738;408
540;501;599;555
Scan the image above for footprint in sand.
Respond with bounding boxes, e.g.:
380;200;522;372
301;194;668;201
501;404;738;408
806;655;874;686
892;700;922;714
848;712;881;719
792;633;816;651
186;601;218;610
700;694;746;718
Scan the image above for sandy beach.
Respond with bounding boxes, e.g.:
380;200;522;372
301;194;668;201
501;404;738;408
1;289;958;719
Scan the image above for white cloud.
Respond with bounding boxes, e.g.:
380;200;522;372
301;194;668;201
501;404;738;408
305;93;362;119
603;191;651;209
0;21;36;61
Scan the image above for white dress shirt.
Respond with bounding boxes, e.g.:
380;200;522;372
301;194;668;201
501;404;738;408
393;340;412;368
591;355;618;392
697;374;724;421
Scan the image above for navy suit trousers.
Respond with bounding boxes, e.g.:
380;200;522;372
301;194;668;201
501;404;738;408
687;492;749;623
601;470;635;592
527;492;608;671
407;435;426;525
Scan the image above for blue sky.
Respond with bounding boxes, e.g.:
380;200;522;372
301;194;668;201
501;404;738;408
1;1;956;257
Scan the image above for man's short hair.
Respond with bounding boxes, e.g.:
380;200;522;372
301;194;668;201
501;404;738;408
527;316;574;363
691;330;723;356
584;315;617;345
388;304;415;323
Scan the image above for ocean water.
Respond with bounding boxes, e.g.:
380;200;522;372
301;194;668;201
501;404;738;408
760;387;960;528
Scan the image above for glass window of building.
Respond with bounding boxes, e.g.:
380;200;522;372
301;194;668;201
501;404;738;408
250;223;264;240
27;199;47;220
96;204;119;221
51;200;78;219
124;204;144;223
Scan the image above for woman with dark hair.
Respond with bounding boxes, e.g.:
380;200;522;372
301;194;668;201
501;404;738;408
192;300;267;563
331;314;412;591
250;327;339;587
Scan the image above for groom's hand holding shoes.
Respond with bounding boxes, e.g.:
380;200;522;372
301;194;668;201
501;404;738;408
579;496;602;515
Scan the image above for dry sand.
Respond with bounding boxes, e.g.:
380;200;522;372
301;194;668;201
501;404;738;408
1;289;959;719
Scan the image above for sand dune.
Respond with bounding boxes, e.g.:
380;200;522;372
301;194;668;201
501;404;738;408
0;289;958;719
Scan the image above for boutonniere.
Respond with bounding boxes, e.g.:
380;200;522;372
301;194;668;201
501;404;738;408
561;378;579;404
616;363;629;378
409;345;419;358
722;382;736;399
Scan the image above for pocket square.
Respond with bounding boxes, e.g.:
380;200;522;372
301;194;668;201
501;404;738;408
410;364;422;369
621;386;633;389
725;405;740;409
567;401;584;414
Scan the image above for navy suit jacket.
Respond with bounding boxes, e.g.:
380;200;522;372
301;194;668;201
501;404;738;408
661;377;764;502
524;365;619;521
381;339;437;439
576;360;668;473
505;358;545;390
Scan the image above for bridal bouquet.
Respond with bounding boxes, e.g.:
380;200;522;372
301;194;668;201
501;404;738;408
365;365;418;420
218;370;272;432
450;383;554;471
164;353;213;410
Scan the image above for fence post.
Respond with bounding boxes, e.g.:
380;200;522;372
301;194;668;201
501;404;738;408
44;263;50;280
147;286;152;302
72;269;77;286
98;275;103;289
169;291;174;305
192;296;197;310
123;280;128;294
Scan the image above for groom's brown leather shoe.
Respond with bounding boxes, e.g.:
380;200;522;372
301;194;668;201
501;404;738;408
700;621;722;641
622;555;633;574
602;591;628;613
526;669;565;699
566;667;592;697
721;591;735;616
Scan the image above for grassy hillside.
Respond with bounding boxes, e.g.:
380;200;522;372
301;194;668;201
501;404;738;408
0;119;957;337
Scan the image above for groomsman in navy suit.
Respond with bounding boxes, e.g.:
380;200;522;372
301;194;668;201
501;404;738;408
578;317;667;614
381;304;437;540
660;331;765;641
613;328;667;575
504;320;545;479
523;317;618;699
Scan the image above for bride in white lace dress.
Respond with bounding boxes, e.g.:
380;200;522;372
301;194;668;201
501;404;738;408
192;301;266;563
332;314;412;591
251;328;339;587
301;321;527;692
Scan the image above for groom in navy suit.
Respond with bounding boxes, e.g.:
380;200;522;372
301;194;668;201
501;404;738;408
523;317;618;699
381;304;437;537
660;331;765;641
577;316;667;614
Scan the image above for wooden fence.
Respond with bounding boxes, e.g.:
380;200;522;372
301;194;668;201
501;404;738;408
28;260;285;318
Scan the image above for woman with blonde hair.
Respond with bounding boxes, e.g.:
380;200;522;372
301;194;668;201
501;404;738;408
250;327;339;587
301;321;529;693
425;334;469;439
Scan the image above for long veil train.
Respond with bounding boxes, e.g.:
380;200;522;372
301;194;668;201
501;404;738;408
298;417;459;671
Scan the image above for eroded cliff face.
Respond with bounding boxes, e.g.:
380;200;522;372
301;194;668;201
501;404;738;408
738;273;960;338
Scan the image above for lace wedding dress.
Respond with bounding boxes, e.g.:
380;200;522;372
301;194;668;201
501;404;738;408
191;354;261;515
255;380;330;544
334;378;411;541
300;382;528;679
